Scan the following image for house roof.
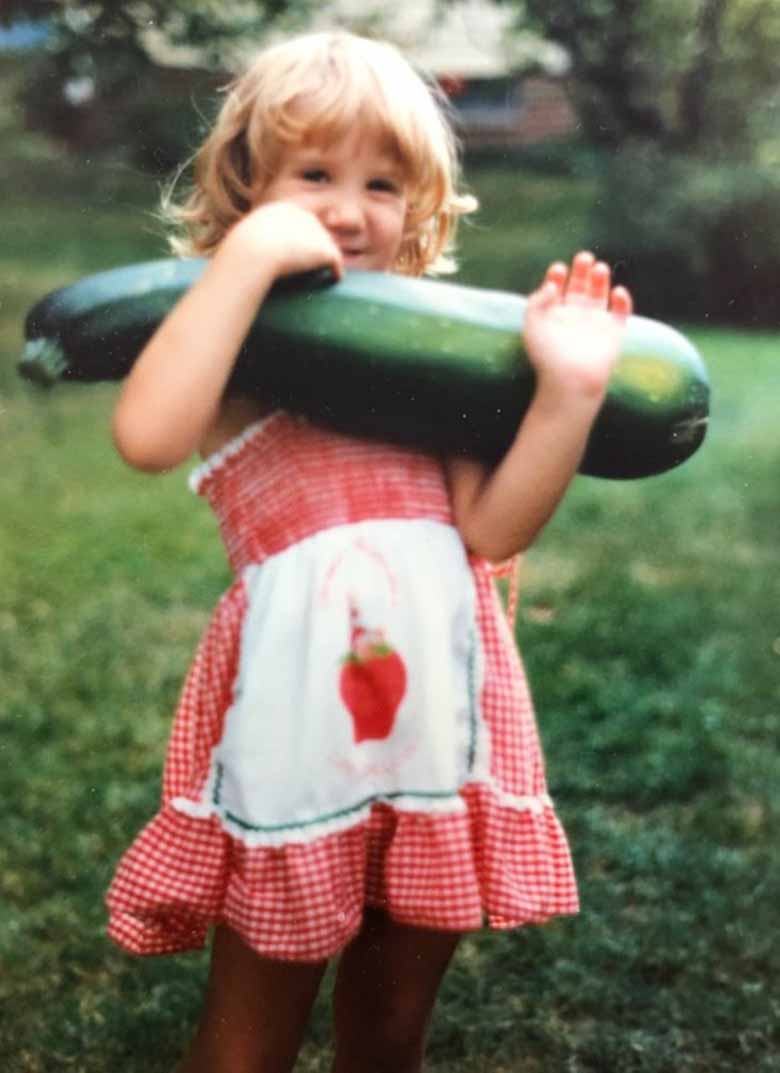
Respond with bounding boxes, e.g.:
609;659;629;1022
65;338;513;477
295;0;569;78
309;0;522;77
139;0;568;79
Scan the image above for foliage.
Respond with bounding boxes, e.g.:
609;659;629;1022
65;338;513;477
518;0;780;155
494;2;780;326
0;1;314;171
8;2;780;166
585;144;780;325
0;1;307;61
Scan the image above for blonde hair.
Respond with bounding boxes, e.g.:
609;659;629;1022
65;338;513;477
163;31;477;275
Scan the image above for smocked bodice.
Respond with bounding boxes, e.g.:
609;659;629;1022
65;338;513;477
189;412;454;573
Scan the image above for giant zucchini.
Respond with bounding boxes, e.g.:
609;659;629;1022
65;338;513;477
19;258;709;479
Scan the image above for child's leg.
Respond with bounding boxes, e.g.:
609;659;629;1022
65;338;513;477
178;925;328;1073
331;907;462;1073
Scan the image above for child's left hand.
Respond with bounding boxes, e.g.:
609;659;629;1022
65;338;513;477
448;253;633;560
523;251;633;403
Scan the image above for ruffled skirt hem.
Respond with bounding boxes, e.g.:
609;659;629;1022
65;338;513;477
106;781;578;963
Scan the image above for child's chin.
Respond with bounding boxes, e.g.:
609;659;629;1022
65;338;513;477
344;255;382;271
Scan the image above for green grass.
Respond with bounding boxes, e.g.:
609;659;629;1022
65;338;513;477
2;90;780;1072
457;157;598;294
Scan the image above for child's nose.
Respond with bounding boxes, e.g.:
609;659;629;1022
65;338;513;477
322;191;364;231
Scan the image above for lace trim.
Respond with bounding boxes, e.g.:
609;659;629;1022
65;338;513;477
188;411;284;493
170;783;556;848
495;789;553;815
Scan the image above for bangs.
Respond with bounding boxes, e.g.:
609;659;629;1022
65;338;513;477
246;35;447;199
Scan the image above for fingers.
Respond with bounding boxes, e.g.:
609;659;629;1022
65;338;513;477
539;251;633;313
526;259;567;310
567;251;610;305
609;284;633;318
565;251;597;303
527;279;561;313
543;260;568;292
329;246;346;281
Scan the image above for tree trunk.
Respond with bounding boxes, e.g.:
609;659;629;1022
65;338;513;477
678;0;728;148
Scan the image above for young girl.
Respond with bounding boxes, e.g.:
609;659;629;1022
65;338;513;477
107;30;632;1073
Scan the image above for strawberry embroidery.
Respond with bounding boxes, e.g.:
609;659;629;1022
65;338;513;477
340;604;407;743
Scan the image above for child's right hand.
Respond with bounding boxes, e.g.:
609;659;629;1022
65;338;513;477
223;202;345;291
113;200;345;473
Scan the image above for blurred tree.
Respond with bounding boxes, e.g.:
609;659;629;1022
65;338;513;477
0;1;315;170
7;2;780;164
0;1;308;62
511;0;780;325
518;0;780;155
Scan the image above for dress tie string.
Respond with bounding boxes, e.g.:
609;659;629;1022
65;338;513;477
488;555;520;629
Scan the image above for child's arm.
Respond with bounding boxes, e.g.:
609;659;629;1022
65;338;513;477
446;252;632;563
112;203;344;472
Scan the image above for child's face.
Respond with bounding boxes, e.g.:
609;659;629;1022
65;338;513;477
258;125;409;272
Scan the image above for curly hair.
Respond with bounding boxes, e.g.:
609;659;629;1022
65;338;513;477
162;31;477;276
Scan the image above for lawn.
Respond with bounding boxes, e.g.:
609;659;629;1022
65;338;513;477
1;76;779;1073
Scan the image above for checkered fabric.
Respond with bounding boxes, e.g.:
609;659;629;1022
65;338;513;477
107;413;578;962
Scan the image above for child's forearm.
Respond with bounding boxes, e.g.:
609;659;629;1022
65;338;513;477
112;237;276;472
447;383;604;562
448;253;630;561
112;202;344;473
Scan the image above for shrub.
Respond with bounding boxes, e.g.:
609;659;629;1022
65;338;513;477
20;55;220;175
588;142;780;327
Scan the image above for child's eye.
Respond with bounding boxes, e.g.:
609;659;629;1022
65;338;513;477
368;177;400;194
302;169;329;183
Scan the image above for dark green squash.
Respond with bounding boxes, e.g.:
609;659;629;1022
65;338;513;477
19;258;709;479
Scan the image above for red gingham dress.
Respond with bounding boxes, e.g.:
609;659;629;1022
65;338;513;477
106;412;578;962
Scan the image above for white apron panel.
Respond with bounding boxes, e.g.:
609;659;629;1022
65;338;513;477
184;519;491;846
